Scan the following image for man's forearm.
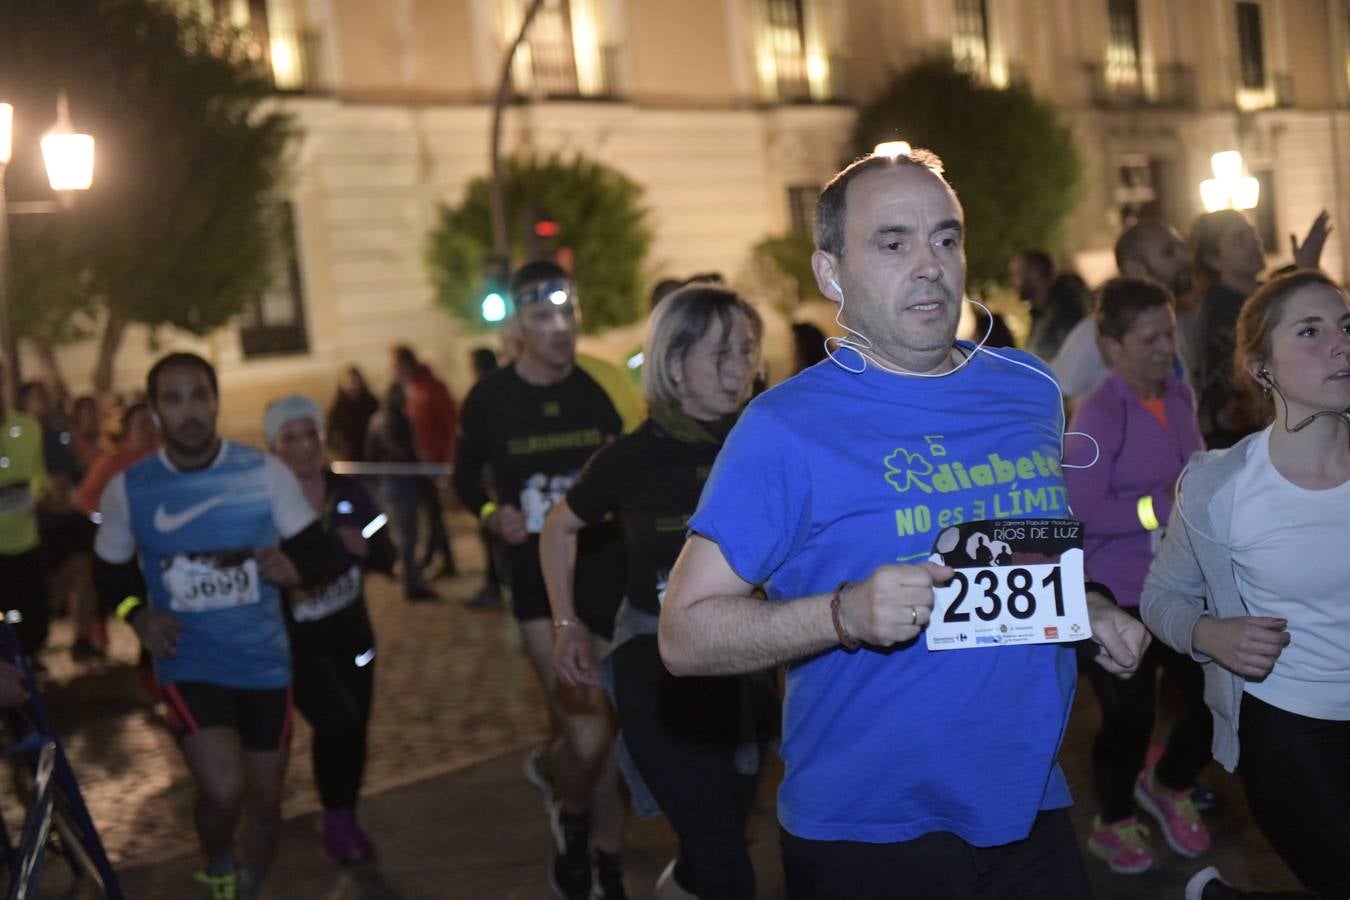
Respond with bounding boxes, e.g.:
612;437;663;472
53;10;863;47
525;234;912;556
658;591;839;676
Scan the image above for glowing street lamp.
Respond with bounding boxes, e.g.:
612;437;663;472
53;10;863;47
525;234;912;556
40;93;95;193
1199;150;1259;213
0;93;96;398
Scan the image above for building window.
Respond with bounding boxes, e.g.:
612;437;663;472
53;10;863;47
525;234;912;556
509;0;618;99
953;0;991;79
787;185;819;236
754;0;836;102
1236;2;1266;90
1105;0;1143;95
239;203;309;359
1114;155;1172;230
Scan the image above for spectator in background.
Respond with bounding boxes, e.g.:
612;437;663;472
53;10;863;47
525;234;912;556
76;402;160;517
70;395;103;472
326;366;379;463
1011;250;1056;359
391;346;458;580
1052;221;1195;406
790;322;828;375
1190;210;1331;449
19;381;97;660
365;383;437;602
0;367;51;658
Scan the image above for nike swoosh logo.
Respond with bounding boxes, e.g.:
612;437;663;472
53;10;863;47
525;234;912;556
153;496;227;532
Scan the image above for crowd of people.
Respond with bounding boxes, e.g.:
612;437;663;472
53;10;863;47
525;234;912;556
0;144;1344;900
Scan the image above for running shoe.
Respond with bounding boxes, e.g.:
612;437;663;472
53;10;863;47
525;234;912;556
194;870;237;900
1133;767;1212;857
595;850;628;900
548;806;592;900
1086;815;1155;875
405;585;440;602
1184;866;1239;900
322;809;375;863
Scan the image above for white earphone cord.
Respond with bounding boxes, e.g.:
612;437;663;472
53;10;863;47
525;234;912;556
822;286;1101;471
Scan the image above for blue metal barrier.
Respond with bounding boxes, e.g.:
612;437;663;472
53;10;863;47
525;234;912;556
0;624;123;899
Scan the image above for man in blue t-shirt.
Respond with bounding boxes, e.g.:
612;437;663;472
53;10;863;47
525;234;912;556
659;149;1149;898
94;353;349;900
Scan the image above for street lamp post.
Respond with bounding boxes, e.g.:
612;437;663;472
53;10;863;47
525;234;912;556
0;94;95;402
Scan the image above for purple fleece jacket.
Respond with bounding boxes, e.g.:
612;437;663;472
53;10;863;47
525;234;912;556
1065;372;1205;607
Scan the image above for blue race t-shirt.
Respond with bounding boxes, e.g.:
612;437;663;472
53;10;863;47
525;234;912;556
689;347;1078;847
96;441;316;689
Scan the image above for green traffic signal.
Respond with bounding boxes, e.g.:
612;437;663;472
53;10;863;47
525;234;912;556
481;291;507;323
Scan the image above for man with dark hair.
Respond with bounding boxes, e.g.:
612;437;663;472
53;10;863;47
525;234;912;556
1051;222;1194;404
661;149;1147;898
93;352;350;900
453;261;631;899
390;344;458;582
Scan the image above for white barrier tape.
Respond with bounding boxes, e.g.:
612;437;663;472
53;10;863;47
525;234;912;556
329;461;454;477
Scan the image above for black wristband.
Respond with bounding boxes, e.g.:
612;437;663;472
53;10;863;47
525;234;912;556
1085;580;1117;605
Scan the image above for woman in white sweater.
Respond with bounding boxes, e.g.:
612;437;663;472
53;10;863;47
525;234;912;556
1142;270;1350;899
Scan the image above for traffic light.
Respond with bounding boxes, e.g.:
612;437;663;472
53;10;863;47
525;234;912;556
479;256;511;325
481;289;507;323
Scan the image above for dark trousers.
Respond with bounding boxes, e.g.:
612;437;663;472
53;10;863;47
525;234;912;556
1079;607;1212;821
0;548;49;657
417;479;455;571
781;808;1092;900
1238;693;1350;900
612;635;758;900
292;622;376;812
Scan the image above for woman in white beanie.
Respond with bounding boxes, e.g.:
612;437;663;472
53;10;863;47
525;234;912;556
264;394;395;864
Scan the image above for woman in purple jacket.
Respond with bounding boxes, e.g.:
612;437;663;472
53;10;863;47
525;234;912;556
1066;277;1212;875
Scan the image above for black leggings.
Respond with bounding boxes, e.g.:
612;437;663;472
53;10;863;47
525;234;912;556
1078;608;1212;821
291;621;376;812
1238;693;1350;899
611;635;758;900
781;808;1092;900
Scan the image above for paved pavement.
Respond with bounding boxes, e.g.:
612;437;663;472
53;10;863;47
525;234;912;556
18;521;1306;899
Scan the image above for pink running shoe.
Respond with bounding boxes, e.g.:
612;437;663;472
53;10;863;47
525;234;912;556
322;809;375;863
1087;815;1156;875
1133;767;1212;858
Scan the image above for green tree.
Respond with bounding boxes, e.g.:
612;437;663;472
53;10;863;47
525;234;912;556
427;154;651;333
850;59;1082;289
751;231;820;310
0;0;296;390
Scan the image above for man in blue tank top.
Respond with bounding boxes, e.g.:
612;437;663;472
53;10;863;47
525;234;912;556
93;353;349;900
659;149;1151;898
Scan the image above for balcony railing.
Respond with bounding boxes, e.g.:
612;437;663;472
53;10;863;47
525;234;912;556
1083;61;1196;109
514;42;623;100
770;54;851;104
1236;71;1295;111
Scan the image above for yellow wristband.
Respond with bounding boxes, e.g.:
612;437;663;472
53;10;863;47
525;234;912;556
115;596;144;623
479;501;499;524
1136;495;1160;531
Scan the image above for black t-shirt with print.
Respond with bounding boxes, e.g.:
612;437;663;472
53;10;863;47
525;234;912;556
566;419;721;616
454;364;626;628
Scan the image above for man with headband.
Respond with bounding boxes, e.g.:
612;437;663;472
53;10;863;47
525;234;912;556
660;149;1148;897
452;261;631;900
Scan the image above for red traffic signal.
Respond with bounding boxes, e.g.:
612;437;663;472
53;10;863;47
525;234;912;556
534;219;560;238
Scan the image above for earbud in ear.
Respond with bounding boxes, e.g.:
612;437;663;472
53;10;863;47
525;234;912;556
1259;368;1270;383
830;278;841;294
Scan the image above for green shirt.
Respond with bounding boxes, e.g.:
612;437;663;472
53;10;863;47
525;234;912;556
0;410;48;556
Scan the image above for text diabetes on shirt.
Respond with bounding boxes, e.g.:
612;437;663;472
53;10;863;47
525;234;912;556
924;518;1091;651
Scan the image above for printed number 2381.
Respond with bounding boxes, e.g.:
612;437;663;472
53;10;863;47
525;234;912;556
942;567;1064;623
